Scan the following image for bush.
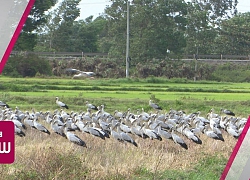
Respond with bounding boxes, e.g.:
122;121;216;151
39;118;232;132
2;54;52;77
209;64;250;82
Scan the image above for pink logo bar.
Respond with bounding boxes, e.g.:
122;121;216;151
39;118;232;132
0;121;15;164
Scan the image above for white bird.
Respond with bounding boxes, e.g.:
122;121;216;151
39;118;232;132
85;122;105;140
119;122;131;133
182;124;202;144
23;113;35;129
0;101;10;108
225;124;239;139
141;123;162;140
139;108;150;121
92;123;110;138
11;118;26;129
207;109;219;119
149;100;162;110
56;97;69;109
114;110;124;118
99;104;111;117
130;121;145;138
82;71;95;76
203;125;224;141
221;108;235;116
156;126;172;140
110;123;123;142
15;125;25;137
64;127;87;147
117;124;138;147
51;120;66;138
33;118;50;135
85;101;98;110
72;70;95;79
171;127;188;150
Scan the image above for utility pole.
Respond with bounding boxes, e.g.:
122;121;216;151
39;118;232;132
126;0;130;78
194;46;198;82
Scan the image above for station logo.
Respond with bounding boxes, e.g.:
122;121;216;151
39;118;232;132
0;121;15;164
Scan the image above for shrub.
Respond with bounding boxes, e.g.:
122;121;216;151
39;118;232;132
2;54;52;77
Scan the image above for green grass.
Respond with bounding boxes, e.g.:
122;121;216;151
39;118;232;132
131;154;227;180
1;76;250;105
1;76;250;116
0;76;244;179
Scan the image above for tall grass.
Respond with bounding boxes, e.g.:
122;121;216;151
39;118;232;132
1;125;236;180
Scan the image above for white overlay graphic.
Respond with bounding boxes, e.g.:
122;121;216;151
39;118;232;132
225;127;250;179
0;0;29;62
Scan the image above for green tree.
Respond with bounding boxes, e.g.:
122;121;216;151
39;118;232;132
184;0;238;55
52;0;81;51
3;54;52;77
34;5;63;52
35;0;81;52
190;0;238;25
102;0;188;61
185;2;218;55
36;1;107;53
214;12;250;55
14;0;57;51
71;16;107;52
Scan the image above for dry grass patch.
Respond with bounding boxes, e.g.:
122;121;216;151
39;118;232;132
0;124;237;179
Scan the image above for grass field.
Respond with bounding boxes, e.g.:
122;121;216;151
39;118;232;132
0;76;249;179
1;76;250;116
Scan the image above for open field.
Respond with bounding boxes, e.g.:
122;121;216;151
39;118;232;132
0;76;249;179
1;76;250;114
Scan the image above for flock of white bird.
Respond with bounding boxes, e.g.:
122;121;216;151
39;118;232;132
0;98;247;150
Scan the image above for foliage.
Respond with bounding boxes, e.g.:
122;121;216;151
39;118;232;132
102;0;187;61
2;54;52;77
214;12;250;55
4;52;250;82
209;63;250;82
25;0;249;59
189;0;238;25
185;3;218;54
69;16;107;52
35;1;107;53
49;57;126;77
49;0;81;52
14;0;57;51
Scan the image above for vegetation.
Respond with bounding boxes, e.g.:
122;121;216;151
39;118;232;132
0;76;249;116
2;54;52;77
14;0;57;51
215;12;250;55
0;77;245;179
28;0;249;58
1;129;231;180
4;54;250;82
5;0;250;80
2;1;249;179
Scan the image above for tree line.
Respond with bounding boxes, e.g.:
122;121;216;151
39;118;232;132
13;0;249;59
4;53;250;83
4;0;250;80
